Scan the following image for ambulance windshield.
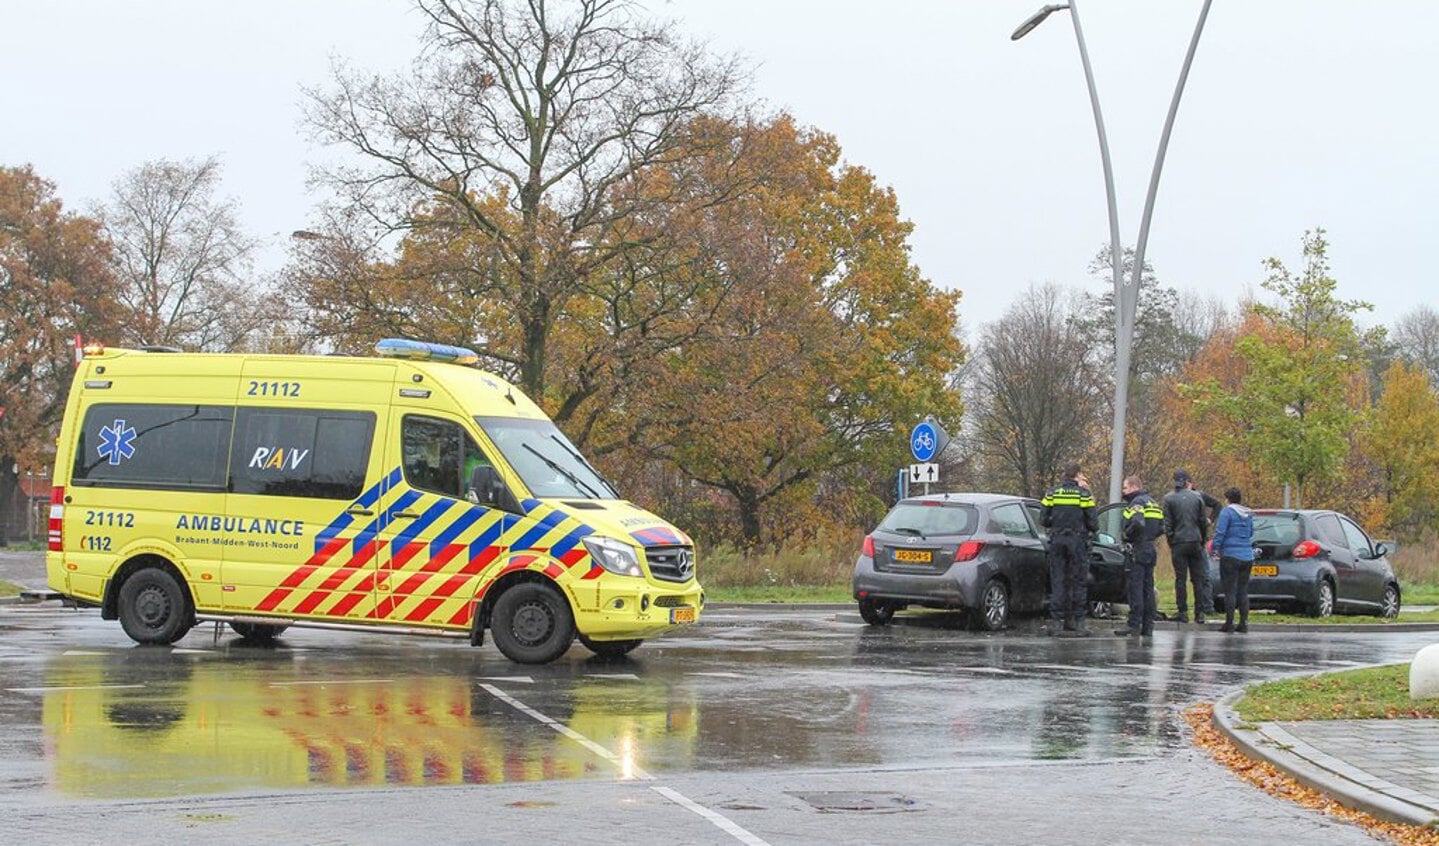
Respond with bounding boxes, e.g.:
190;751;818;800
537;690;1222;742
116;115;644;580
475;416;618;500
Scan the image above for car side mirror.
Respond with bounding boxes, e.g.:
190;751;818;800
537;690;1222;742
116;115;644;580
1374;542;1391;558
1096;532;1116;547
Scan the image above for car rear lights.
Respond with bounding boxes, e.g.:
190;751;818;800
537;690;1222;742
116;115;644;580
48;486;65;551
862;535;875;557
955;540;984;562
1292;539;1321;559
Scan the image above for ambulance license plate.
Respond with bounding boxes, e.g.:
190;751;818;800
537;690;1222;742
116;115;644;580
671;607;696;623
1251;565;1278;577
893;549;933;564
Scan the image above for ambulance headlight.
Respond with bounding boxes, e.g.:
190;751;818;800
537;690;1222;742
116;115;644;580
582;536;643;578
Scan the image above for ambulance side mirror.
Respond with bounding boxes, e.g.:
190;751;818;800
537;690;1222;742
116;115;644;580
467;464;518;512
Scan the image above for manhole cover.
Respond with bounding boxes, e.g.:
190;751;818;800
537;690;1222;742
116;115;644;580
786;791;923;813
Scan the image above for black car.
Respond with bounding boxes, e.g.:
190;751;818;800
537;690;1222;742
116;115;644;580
852;493;1128;630
1204;509;1401;618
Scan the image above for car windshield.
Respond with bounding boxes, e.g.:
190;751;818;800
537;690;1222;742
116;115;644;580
474;416;618;500
1253;513;1304;547
876;502;978;537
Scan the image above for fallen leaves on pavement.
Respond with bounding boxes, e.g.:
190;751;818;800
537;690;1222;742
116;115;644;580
1185;703;1439;846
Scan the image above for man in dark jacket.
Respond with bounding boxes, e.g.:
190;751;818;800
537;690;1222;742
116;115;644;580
1162;469;1209;623
1040;463;1098;637
1115;475;1164;637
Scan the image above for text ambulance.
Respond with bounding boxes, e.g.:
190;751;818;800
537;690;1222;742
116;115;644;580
45;339;703;663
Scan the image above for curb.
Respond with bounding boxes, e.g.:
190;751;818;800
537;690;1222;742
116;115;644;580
1212;687;1439;828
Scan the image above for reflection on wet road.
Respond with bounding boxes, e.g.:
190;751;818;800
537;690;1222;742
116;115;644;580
1;603;1433;801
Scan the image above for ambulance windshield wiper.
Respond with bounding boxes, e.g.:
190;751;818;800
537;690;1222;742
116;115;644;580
547;433;617;497
522;443;603;499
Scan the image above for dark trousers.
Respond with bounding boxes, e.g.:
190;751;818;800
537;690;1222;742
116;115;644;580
1170;541;1209;616
1048;534;1089;625
1125;545;1157;634
1220;557;1252;626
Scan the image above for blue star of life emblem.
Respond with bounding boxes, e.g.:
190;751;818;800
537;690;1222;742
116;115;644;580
97;419;137;465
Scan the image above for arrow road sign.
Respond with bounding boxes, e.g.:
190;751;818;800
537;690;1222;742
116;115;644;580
909;463;939;484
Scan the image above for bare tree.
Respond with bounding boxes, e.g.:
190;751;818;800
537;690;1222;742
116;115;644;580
1394;304;1439;384
303;0;746;397
100;157;267;351
969;284;1104;498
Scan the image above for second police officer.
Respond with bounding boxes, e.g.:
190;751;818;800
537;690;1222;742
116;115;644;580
1040;463;1098;637
1115;475;1164;637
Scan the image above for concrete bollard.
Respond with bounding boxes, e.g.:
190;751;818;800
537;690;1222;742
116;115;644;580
1412;644;1439;700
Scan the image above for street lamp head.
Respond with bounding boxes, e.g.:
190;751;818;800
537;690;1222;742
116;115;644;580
1011;4;1071;41
290;229;327;241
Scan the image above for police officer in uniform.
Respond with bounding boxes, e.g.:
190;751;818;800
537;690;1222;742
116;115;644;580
1040;463;1098;637
1115;475;1164;637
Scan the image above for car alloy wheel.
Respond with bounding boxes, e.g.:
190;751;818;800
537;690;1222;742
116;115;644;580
1382;584;1400;619
1311;579;1335;618
978;579;1009;631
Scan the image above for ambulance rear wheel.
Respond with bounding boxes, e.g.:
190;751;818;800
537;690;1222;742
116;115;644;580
230;622;289;643
578;634;642;659
491;582;576;664
118;567;194;645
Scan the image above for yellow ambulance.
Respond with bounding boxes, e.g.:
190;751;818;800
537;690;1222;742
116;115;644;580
45;339;703;663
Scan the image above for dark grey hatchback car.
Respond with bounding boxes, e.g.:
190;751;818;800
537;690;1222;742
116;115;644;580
852;493;1127;630
1204;509;1401;618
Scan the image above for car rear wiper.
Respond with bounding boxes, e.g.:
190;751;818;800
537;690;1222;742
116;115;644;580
891;527;925;537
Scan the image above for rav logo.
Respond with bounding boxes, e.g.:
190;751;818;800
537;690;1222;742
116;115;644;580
248;447;311;471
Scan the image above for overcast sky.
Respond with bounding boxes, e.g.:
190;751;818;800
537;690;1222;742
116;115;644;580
2;1;1434;333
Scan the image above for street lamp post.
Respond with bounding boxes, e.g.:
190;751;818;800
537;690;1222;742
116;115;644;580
1013;0;1214;504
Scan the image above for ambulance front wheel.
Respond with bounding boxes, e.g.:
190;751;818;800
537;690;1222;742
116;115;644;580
118;567;194;645
578;634;643;659
230;621;290;643
490;581;576;664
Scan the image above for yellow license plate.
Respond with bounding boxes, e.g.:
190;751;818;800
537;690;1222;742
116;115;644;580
1251;564;1279;577
670;607;696;623
893;549;933;563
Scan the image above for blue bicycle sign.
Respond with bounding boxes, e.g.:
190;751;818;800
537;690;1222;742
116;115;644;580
910;422;938;462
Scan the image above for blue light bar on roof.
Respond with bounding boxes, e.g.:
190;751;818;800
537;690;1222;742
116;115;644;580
375;338;480;365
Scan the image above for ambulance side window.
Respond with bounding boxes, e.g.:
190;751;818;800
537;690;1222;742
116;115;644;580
402;415;488;500
72;404;233;491
230;408;375;499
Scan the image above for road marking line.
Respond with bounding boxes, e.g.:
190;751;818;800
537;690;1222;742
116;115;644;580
478;683;653;780
475;675;535;684
268;679;394;687
61;650;109;656
686;671;746;678
7;684;145;693
651;786;772;846
589;673;640;680
171;648;214;654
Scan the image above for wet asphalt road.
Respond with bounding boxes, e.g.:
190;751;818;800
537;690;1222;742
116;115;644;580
2;597;1436;844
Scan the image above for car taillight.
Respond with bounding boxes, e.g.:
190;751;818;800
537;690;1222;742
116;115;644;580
955;540;984;562
48;486;65;552
862;535;875;557
1292;540;1321;559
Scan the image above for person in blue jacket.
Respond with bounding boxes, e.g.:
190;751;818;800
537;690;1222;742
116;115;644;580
1211;487;1255;633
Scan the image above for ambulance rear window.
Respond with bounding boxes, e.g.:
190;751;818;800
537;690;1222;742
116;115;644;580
73;404;233;491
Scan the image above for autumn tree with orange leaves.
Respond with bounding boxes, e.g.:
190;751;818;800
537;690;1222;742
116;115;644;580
0;167;119;543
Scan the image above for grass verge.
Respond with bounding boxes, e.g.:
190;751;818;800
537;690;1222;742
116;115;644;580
707;584;852;604
1235;663;1439;722
0;579;21;598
